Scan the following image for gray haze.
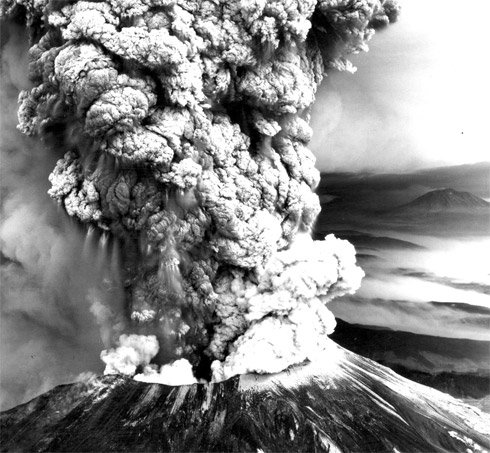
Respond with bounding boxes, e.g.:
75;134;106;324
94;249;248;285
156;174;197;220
0;23;125;410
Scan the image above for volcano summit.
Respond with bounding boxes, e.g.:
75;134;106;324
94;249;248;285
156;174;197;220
2;341;490;452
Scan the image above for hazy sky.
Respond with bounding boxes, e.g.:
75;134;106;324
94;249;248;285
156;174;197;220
310;0;490;173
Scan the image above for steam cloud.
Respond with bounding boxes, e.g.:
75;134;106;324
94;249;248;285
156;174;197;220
1;0;398;382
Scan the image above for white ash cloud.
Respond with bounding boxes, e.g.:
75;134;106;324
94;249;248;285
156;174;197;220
1;0;398;382
101;334;159;375
135;359;198;386
211;234;363;380
102;334;198;385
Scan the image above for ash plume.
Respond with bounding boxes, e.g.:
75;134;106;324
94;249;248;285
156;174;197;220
0;20;126;409
1;0;399;382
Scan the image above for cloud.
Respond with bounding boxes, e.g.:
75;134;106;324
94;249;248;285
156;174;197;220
4;0;398;385
330;297;490;341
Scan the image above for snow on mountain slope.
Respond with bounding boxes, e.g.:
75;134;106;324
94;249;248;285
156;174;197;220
2;340;489;452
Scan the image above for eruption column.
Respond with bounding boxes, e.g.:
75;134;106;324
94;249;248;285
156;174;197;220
1;0;399;382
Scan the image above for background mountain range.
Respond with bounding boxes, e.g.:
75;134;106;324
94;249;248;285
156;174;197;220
314;161;490;412
391;188;489;213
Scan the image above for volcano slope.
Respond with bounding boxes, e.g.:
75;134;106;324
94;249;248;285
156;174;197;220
2;341;489;452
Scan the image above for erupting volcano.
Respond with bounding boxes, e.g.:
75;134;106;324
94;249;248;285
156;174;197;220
3;0;490;451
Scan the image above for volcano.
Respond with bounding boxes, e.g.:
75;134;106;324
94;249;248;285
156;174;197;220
393;188;490;213
2;341;489;452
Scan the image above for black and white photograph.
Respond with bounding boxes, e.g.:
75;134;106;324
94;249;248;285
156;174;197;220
0;0;489;451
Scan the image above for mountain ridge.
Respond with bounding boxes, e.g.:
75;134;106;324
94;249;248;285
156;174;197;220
331;319;490;402
391;188;489;213
1;342;489;452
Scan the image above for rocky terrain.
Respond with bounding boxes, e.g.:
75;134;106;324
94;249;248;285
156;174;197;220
2;341;489;452
331;319;490;404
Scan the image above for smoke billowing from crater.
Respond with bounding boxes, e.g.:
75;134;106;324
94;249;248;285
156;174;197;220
1;0;398;383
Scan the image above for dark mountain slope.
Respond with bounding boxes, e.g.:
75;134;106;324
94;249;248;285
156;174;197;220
1;342;489;452
331;319;490;400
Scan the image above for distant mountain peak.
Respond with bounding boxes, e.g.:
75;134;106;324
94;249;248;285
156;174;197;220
395;188;489;212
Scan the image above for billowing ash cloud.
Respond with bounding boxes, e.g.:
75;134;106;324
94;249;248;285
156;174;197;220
1;0;398;382
101;334;159;375
101;333;198;384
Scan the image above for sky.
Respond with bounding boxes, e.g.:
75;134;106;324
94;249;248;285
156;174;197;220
310;0;490;173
